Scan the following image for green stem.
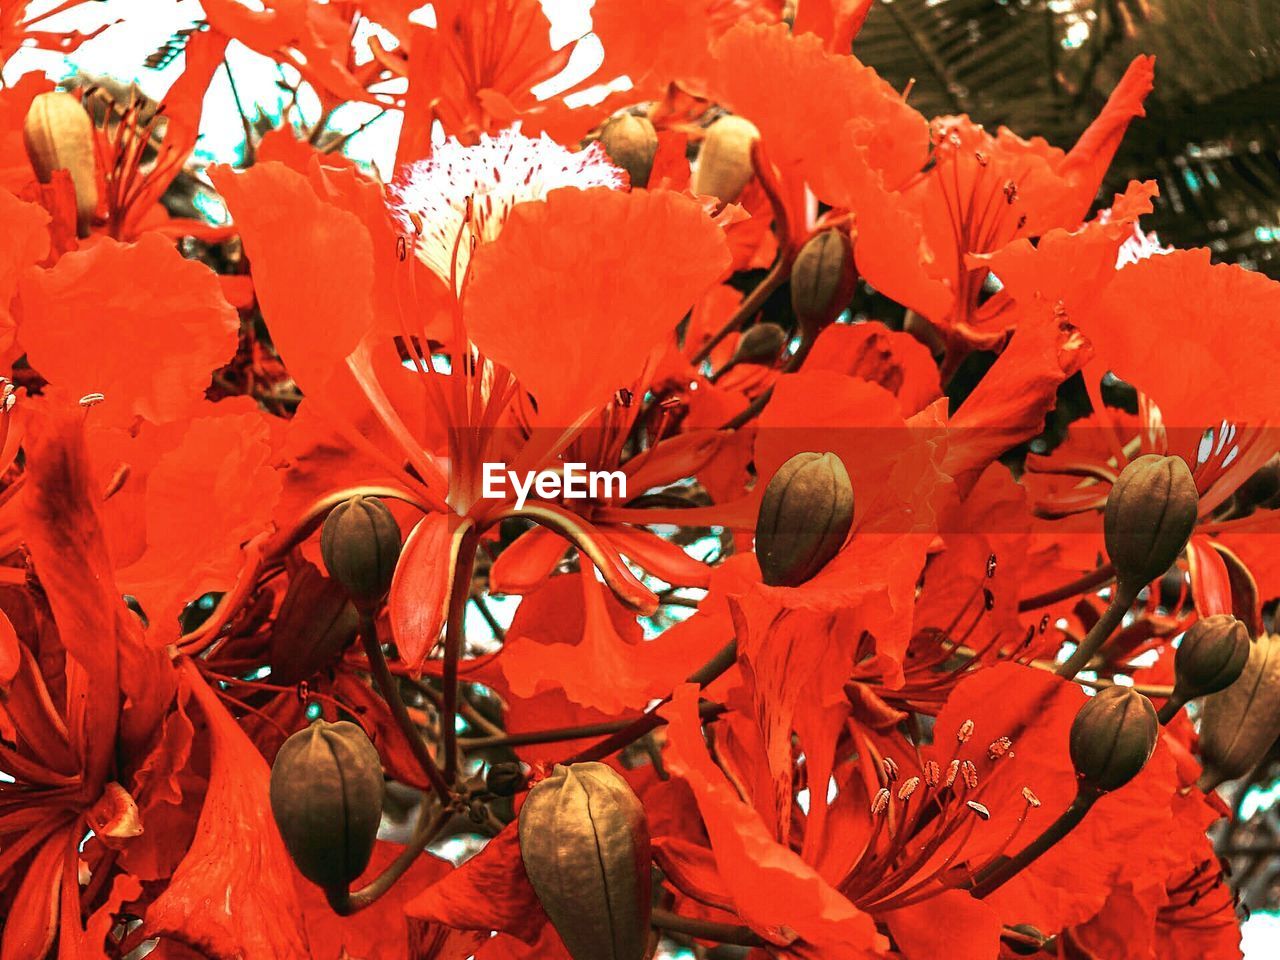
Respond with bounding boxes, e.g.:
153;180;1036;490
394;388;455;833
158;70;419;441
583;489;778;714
970;787;1101;898
358;612;452;799
1054;585;1136;680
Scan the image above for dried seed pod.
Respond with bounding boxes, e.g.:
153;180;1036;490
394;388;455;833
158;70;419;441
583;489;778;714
599;114;658;189
518;763;650;960
268;563;360;685
1104;454;1198;593
731;322;787;365
320;495;402;606
790;229;856;335
270;720;385;890
1068;686;1158;792
23;91;98;236
1173;614;1250;702
691;115;759;205
1198;634;1280;789
755;451;854;587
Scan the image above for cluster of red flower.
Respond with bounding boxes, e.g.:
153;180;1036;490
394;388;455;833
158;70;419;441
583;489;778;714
1;2;1278;959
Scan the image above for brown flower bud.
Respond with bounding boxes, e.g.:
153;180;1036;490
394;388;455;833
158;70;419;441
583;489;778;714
485;761;527;797
1005;924;1050;956
691;115;759;205
270;720;385;889
731;322;787;365
269;563;360;685
1068;686;1158;792
1103;454;1198;593
790;230;856;335
23;91;98;237
755;451;854;587
519;763;650;960
1173;614;1250;702
599;114;658;189
1198;634;1280;789
320;496;402;606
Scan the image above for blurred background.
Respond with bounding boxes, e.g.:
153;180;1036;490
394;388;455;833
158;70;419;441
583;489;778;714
6;0;1279;954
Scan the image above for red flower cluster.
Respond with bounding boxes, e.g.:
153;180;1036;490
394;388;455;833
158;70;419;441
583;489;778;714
1;3;1277;959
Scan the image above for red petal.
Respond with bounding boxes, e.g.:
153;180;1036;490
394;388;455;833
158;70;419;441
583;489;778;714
464;187;729;426
659;684;885;956
389;513;472;669
211;161;375;396
882;890;1002;960
404;822;548;944
145;662;311;958
18;233;237;428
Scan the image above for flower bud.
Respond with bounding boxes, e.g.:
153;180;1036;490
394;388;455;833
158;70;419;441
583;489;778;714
790;230;856;335
755;452;854;587
731;322;787;365
1068;686;1158;792
269;564;360;685
1198;634;1280;788
23;91;98;237
320;496;402;606
485;761;527;797
691;115;759;205
270;720;385;889
1172;614;1250;702
1103;454;1198;593
519;762;650;960
599;114;658;189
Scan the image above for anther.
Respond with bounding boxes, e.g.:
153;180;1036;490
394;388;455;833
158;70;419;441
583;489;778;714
987;737;1013;760
897;777;921;801
1003;181;1017;204
882;757;900;782
986;553;997;577
1022;787;1041;808
871;788;891;815
923;760;941;787
945;760;960;788
957;719;975;743
966;801;991;820
79;392;106;407
961;760;979;790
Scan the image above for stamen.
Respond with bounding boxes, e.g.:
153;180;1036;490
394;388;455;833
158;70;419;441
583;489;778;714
923;760;941;787
987;737;1013;761
966;801;991;820
871;788;892;815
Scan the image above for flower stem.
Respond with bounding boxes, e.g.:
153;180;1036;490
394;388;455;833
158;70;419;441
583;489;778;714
358;611;452;799
970;786;1102;898
1054;585;1135;680
441;528;481;784
650;907;765;947
1017;563;1116;612
564;639;738;764
326;803;453;915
